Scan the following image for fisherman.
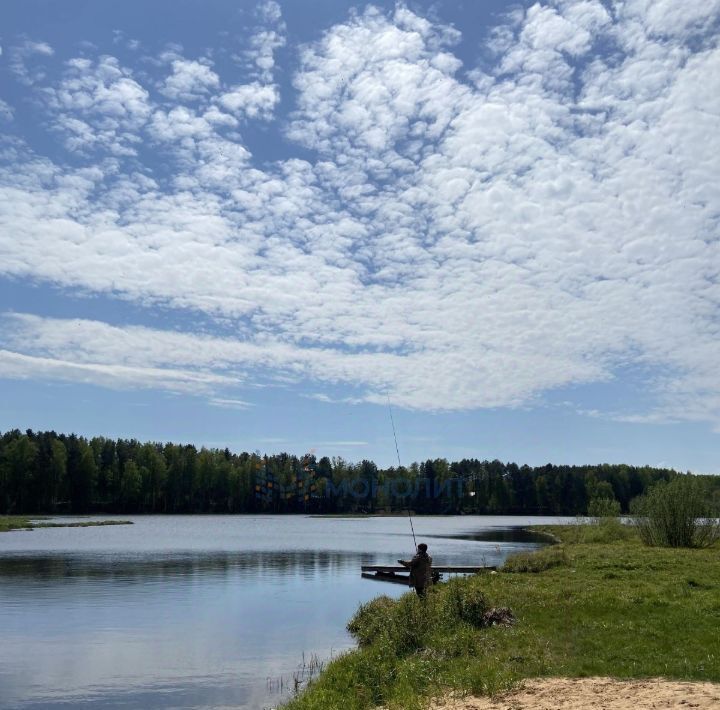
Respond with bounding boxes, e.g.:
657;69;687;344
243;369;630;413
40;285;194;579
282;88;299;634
399;543;433;597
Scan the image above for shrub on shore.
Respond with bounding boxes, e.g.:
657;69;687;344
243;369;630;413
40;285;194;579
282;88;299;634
347;578;494;657
587;496;621;518
631;475;720;548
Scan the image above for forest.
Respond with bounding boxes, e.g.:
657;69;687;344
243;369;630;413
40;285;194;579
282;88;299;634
1;428;717;516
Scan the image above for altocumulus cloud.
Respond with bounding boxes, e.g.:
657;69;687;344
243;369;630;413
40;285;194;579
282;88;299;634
0;0;719;426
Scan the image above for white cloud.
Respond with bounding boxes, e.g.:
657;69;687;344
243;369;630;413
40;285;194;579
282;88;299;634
112;30;141;51
217;82;279;119
8;39;54;85
0;312;605;411
47;56;151;155
149;105;214;142
0;100;13;120
203;106;238;127
221;0;285;121
257;0;282;25
629;0;720;38
1;2;720;429
287;5;469;161
243;0;286;83
209;397;253;409
0;348;235;395
160;59;220;101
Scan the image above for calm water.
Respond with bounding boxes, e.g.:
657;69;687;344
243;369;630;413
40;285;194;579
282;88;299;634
0;515;567;709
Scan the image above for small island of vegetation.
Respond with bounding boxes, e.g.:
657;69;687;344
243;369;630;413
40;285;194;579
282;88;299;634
0;516;133;533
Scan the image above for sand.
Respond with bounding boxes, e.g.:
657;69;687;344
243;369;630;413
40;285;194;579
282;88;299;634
430;677;720;709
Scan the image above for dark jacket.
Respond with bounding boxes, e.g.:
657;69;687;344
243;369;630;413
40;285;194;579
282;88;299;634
402;551;433;588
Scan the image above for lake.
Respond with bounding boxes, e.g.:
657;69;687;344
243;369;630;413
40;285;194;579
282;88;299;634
0;515;568;709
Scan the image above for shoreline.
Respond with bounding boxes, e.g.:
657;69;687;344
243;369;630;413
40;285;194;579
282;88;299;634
283;522;720;709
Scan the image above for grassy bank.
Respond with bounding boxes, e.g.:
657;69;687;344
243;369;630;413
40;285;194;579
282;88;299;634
0;516;132;532
284;522;720;710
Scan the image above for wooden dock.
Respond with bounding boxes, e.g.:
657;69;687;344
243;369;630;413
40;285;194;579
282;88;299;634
361;564;496;584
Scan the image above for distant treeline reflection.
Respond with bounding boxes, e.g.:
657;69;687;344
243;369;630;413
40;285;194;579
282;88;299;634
0;550;373;581
1;429;715;515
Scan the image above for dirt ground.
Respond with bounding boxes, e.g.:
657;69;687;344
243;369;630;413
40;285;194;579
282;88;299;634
430;677;720;709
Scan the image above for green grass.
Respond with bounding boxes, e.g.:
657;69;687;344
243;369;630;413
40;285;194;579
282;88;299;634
501;543;569;573
0;516;132;532
284;524;720;710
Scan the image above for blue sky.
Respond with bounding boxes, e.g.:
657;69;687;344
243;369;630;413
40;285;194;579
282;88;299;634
1;0;719;471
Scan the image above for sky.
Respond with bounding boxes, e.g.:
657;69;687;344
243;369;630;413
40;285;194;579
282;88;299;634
0;0;719;472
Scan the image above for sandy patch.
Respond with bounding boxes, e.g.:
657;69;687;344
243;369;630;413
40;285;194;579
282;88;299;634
431;677;720;709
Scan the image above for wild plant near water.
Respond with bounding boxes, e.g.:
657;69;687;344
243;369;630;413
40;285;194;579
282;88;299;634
346;579;493;657
630;475;720;548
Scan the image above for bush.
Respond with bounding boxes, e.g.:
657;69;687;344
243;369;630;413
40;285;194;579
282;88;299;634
346;578;494;658
441;577;489;627
502;544;569;573
347;596;397;647
390;594;434;654
587;496;621;518
348;593;433;656
631;475;720;548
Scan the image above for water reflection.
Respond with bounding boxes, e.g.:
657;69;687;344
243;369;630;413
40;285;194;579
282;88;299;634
427;527;553;544
0;550;376;582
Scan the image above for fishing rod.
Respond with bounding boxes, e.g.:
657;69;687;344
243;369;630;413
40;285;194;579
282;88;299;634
386;393;417;550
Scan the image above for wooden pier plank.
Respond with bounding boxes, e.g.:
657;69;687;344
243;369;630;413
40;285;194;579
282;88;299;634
361;565;496;574
361;572;410;585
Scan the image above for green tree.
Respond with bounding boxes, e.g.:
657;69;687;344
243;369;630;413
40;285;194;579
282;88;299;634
120;460;142;510
64;437;97;513
0;434;38;513
48;439;67;511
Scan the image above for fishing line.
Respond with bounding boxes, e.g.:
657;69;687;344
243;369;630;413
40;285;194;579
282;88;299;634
386;392;417;550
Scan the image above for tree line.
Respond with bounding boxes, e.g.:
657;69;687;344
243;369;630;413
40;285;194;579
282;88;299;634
1;428;716;516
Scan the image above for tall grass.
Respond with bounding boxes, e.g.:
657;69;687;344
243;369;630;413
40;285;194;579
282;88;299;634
347;578;491;657
631;475;720;548
501;544;569;573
